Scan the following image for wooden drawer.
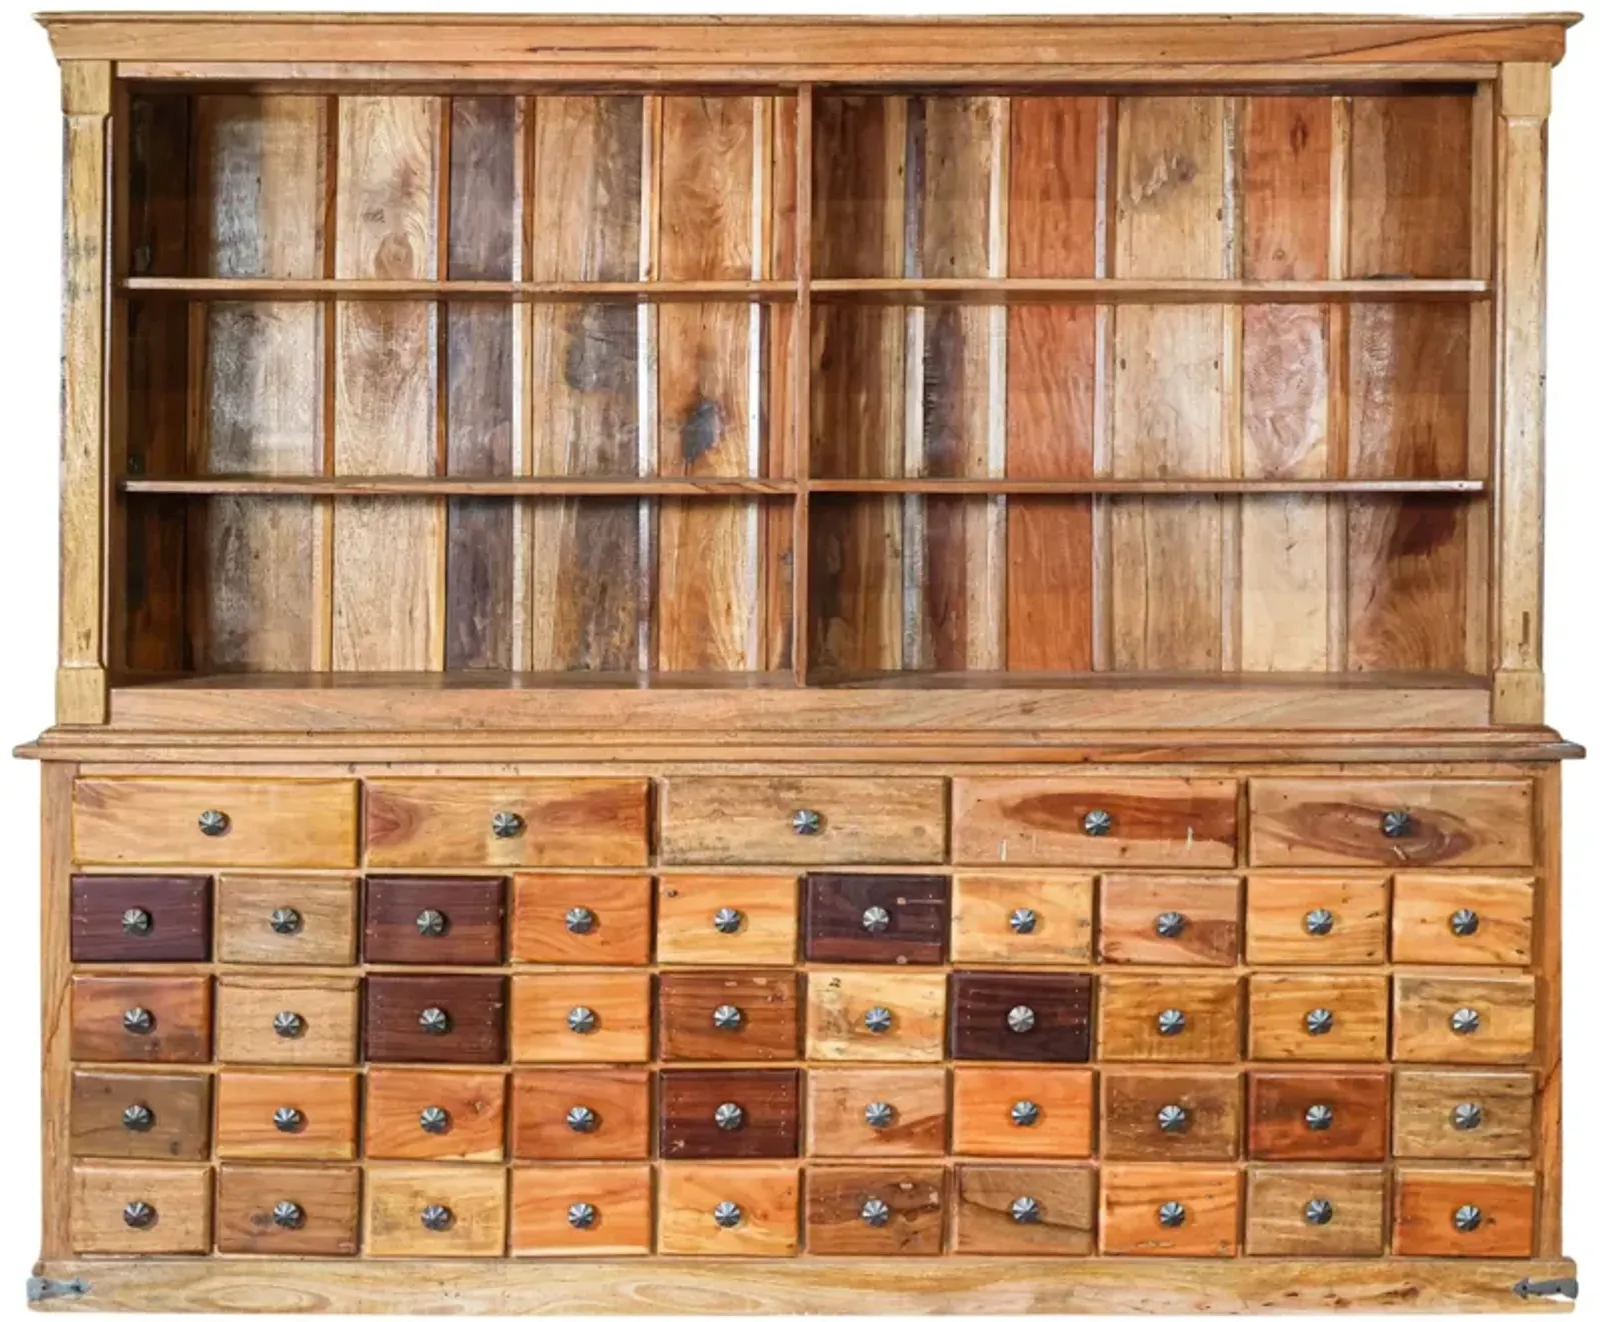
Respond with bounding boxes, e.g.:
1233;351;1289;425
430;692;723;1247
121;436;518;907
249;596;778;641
1247;974;1388;1062
952;777;1238;867
1390;874;1534;965
70;874;210;962
806;1067;948;1158
1248;778;1535;868
71;975;210;1064
658;971;799;1062
365;1165;508;1258
1243;875;1388;966
950;873;1093;965
657;874;799;965
364;875;506;965
658;1164;799;1257
803;872;948;964
365;778;649;868
1096;975;1240;1063
949;972;1093;1062
1393;1168;1536;1257
215;1163;360;1256
215;1069;358;1161
1100;1070;1241;1161
1244;1166;1386;1256
365;1069;506;1162
1098;874;1239;966
510;971;651;1063
70;1069;211;1161
659;1068;800;1159
953;1164;1095;1255
806;972;946;1062
1099;1165;1240;1257
74;777;358;868
1246;1071;1388;1161
1392;973;1536;1064
366;974;508;1065
217;975;359;1065
804;1165;946;1256
511;1067;652;1160
511;1165;653;1256
511;872;651;965
659;776;946;865
1392;1069;1536;1159
217;876;358;965
952;1067;1093;1158
69;1161;211;1255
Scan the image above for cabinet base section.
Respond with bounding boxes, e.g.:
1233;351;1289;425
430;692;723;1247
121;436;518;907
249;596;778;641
27;1257;1579;1314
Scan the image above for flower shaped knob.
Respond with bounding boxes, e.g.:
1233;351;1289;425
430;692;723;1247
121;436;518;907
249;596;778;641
1454;1204;1483;1232
1155;911;1186;939
1451;908;1480;937
491;810;524;839
1082;808;1113;836
273;1010;305;1039
712;1004;743;1032
1303;1198;1334;1226
122;1201;156;1229
1305;1007;1334;1036
1010;1099;1041;1127
121;1103;153;1132
864;1101;895;1129
861;906;891;935
1158;1201;1186;1229
566;1105;598;1133
860;1198;890;1227
122;1006;154;1035
568;1202;597;1230
1156;1008;1186;1037
713;1201;742;1228
1010;1196;1041;1224
714;1102;745;1132
567;1006;597;1034
863;1006;893;1034
1157;1104;1189;1134
1381;809;1412;838
197;809;229;837
1303;908;1335;936
1304;1103;1335;1131
273;1201;304;1230
565;906;596;935
420;1204;453;1232
1007;1005;1036;1034
1453;1101;1484;1131
713;907;743;935
419;1106;450;1134
419;1006;452;1036
1009;907;1037;935
273;1106;304;1133
269;907;301;935
415;908;447;938
121;907;152;935
1452;1007;1481;1035
791;808;822;836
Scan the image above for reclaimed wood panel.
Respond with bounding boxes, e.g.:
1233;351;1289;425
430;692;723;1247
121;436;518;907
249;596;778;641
511;1165;653;1256
1393;1168;1534;1258
1246;1070;1389;1161
364;974;507;1065
658;1068;800;1159
805;1165;945;1256
214;1068;358;1161
1392;1069;1536;1160
951;1067;1094;1158
1099;1165;1239;1257
807;1067;948;1158
215;1163;360;1257
1099;1069;1241;1161
69;1162;211;1256
658;1164;799;1257
71;1070;211;1161
1244;1166;1385;1256
953;1165;1095;1256
364;1068;506;1162
216;975;360;1066
511;1067;651;1161
1348;95;1472;280
658;971;800;1063
1247;973;1389;1062
803;873;948;965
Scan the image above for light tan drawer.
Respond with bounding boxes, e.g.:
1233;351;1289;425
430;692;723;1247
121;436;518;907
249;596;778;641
657;874;800;965
1243;875;1388;966
1390;874;1534;965
1244;1166;1386;1256
950;873;1094;965
805;972;946;1062
69;1161;211;1255
365;1165;508;1258
217;876;358;965
807;1067;949;1158
1392;974;1536;1064
215;975;361;1066
1097;975;1241;1063
1246;974;1388;1063
1392;1069;1535;1159
658;1163;799;1257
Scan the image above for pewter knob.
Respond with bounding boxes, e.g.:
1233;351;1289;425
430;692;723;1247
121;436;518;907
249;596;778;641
416;908;447;937
273;1010;305;1039
122;1201;156;1229
269;907;301;935
863;1006;893;1033
1304;1198;1334;1226
860;1197;890;1227
862;906;891;934
197;809;229;837
1158;1201;1186;1228
1009;907;1037;935
1453;1101;1484;1131
1451;908;1480;937
1157;1104;1189;1134
121;1103;153;1132
1157;1008;1186;1036
565;906;596;935
568;1202;597;1230
1454;1204;1483;1232
1007;1005;1036;1034
1304;907;1335;936
1381;809;1412;838
1011;1099;1041;1127
121;907;151;935
713;907;743;934
566;1105;598;1133
419;1106;450;1134
273;1201;304;1230
792;808;822;835
1155;911;1186;939
273;1106;304;1133
419;1006;451;1035
567;1006;596;1034
1305;1007;1334;1036
714;1102;744;1131
1082;808;1113;836
491;810;524;839
1010;1196;1040;1224
712;1004;743;1032
420;1204;453;1232
122;1006;154;1035
864;1101;895;1129
713;1201;742;1228
1452;1007;1481;1035
1305;1104;1335;1131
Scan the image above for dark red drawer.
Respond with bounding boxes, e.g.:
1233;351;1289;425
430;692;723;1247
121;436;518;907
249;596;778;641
803;874;947;965
658;1068;801;1159
363;876;505;965
1246;1070;1389;1161
948;973;1093;1062
364;974;507;1064
71;875;210;963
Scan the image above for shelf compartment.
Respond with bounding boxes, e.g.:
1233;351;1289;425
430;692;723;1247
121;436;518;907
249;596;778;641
120;477;801;497
809;278;1489;304
807;479;1483;496
123;277;799;303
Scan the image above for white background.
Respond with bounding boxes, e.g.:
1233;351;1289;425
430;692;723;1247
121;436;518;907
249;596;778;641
0;0;1593;1317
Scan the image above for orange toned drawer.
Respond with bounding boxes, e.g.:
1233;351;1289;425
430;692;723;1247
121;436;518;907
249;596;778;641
511;872;652;965
656;874;799;965
952;777;1238;868
215;1163;360;1256
1392;974;1535;1064
658;1164;799;1256
216;876;358;965
805;971;946;1062
365;1069;505;1161
1392;1069;1535;1159
215;1069;358;1161
510;971;652;1063
1097;975;1240;1063
511;1165;653;1256
1248;778;1534;868
215;975;360;1065
805;1164;946;1256
365;778;648;869
1243;875;1388;966
807;1067;948;1158
365;1165;507;1258
512;1067;652;1160
74;777;358;868
1098;874;1239;966
952;1067;1092;1158
1100;1070;1241;1161
1247;974;1388;1062
1391;874;1534;965
69;1161;211;1255
659;971;800;1062
71;975;210;1064
1099;1165;1240;1257
1246;1071;1388;1161
950;873;1093;965
953;1164;1094;1256
1393;1168;1535;1257
1244;1166;1386;1256
70;1070;210;1161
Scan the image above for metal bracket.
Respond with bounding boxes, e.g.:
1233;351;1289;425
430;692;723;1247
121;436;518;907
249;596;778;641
1513;1277;1580;1302
27;1276;90;1304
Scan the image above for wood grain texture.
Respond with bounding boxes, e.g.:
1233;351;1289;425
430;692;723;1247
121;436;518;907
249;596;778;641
658;971;799;1062
659;1068;800;1159
1246;973;1388;1062
364;1068;505;1161
1244;1166;1385;1257
950;873;1094;965
1099;1165;1239;1257
215;1162;360;1256
806;971;947;1063
1390;873;1534;965
69;1161;211;1255
1393;1168;1535;1258
70;1069;211;1161
1099;1069;1241;1161
363;875;506;964
70;874;210;962
214;1068;358;1161
807;1067;948;1158
658;1163;799;1257
511;971;652;1064
803;873;948;964
364;974;507;1065
1096;974;1240;1063
657;874;799;965
511;1067;652;1160
71;975;211;1064
949;972;1094;1062
1246;1070;1389;1161
1391;973;1536;1064
1349;95;1472;280
1097;874;1240;966
217;875;358;966
805;1165;946;1256
365;1164;507;1258
511;872;652;965
1392;1068;1535;1159
952;1067;1093;1158
1243;875;1388;965
511;1164;653;1256
953;1164;1095;1256
216;975;360;1065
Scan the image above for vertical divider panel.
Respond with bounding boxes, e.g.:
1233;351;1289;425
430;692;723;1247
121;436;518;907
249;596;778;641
1091;96;1116;672
434;96;453;674
1219;96;1244;672
786;87;810;680
1464;84;1495;680
1325;95;1352;672
511;94;534;672
314;95;338;672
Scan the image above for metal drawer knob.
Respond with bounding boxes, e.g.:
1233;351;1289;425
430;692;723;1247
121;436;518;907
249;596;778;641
416;908;448;938
419;1106;450;1134
860;1197;891;1227
1010;1099;1041;1127
862;1100;896;1129
491;810;524;839
566;1105;598;1133
713;1201;742;1228
712;1004;743;1032
791;808;822;836
1157;1104;1189;1134
863;1006;893;1034
1157;1201;1186;1229
713;907;743;935
419;1006;452;1035
1454;1204;1483;1232
565;906;596;935
1082;808;1113;836
566;1006;597;1034
1155;911;1186;939
1304;1007;1334;1036
272;1106;304;1133
420;1204;454;1232
269;907;302;935
1452;1101;1484;1131
1451;1007;1481;1035
1156;1008;1186;1037
862;906;891;934
1007;1005;1036;1034
568;1202;597;1230
122;1006;154;1035
1010;1196;1041;1225
1303;1198;1334;1226
122;1201;156;1230
1304;1103;1335;1131
1304;907;1335;936
121;907;152;935
1381;809;1412;838
197;809;230;837
273;1201;305;1230
714;1102;745;1131
1451;908;1480;937
1009;907;1038;935
273;1010;305;1039
121;1103;154;1132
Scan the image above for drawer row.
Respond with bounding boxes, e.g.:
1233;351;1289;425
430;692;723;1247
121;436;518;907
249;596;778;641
70;870;1537;969
71;971;1539;1066
68;1160;1540;1259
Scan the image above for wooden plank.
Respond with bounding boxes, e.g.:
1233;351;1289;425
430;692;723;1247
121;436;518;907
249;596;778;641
1349;94;1473;279
766;94;799;673
1535;765;1563;1254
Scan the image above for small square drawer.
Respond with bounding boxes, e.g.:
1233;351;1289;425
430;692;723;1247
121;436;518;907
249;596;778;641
512;1067;652;1160
1098;874;1239;966
1247;778;1534;868
215;1163;360;1256
366;974;508;1065
365;1165;508;1258
659;1068;800;1159
1099;1165;1240;1257
1392;974;1535;1063
70;1069;211;1161
365;876;506;965
69;1161;211;1255
365;778;649;868
1391;874;1534;965
805;1164;946;1256
659;776;946;865
953;1164;1095;1255
952;777;1239;867
511;971;651;1063
217;975;360;1065
1393;1168;1535;1257
1244;1165;1385;1256
949;973;1093;1062
807;1067;948;1158
215;1069;358;1161
71;975;211;1064
952;1067;1093;1158
511;873;651;964
657;874;799;965
806;972;946;1062
1246;1071;1388;1161
71;875;210;962
659;971;799;1061
511;1165;653;1256
803;872;948;964
658;1163;800;1256
1096;975;1239;1063
217;876;358;965
950;873;1093;965
1392;1069;1535;1159
1247;974;1388;1062
1244;875;1388;966
365;1069;506;1161
1100;1070;1240;1161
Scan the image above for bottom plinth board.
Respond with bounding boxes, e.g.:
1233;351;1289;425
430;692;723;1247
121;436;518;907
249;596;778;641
26;1257;1579;1314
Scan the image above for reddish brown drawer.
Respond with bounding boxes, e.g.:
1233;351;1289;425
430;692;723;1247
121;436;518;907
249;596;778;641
364;876;505;965
953;1164;1095;1255
1097;874;1239;966
1246;1071;1388;1161
1100;1165;1240;1257
71;975;211;1064
803;873;947;964
948;973;1092;1062
364;975;507;1064
215;1163;361;1256
70;1069;211;1161
512;1068;652;1160
658;972;800;1062
71;875;210;963
659;1068;800;1159
1393;1169;1536;1257
511;873;652;965
805;1165;946;1256
1100;1070;1241;1161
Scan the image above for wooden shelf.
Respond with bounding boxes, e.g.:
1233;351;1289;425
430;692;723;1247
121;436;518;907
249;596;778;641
809;277;1491;304
810;478;1485;496
120;277;797;303
120;476;798;497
